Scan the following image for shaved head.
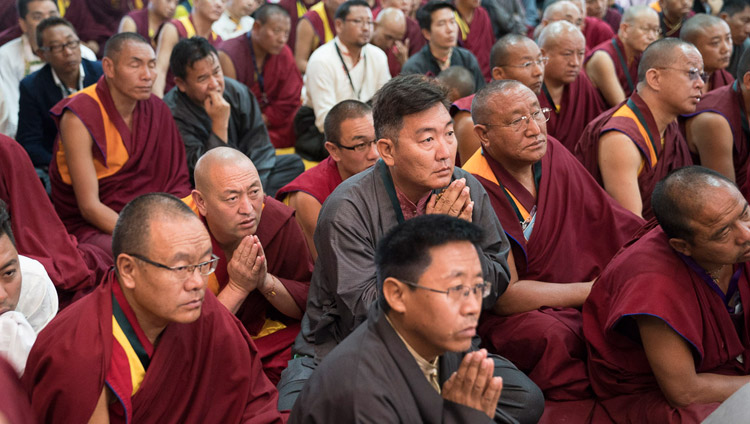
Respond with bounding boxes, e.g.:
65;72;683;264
637;37;697;82
437;66;476;101
680;13;728;44
491;34;537;67
623;4;658;23
542;0;582;25
104;32;151;61
538;20;584;49
377;6;406;24
471;79;527;125
194;147;259;193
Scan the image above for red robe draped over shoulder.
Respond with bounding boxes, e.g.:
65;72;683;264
49;77;191;250
583;16;614;53
586;36;640;97
302;2;336;52
275;156;343;204
538;73;606;151
456;6;495;81
22;270;285;423
707;68;734;92
0;134;111;305
463;138;643;407
574;92;693;220
0;357;34;424
219;35;302;148
583;227;750;423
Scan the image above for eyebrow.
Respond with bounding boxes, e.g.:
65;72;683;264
0;258;17;270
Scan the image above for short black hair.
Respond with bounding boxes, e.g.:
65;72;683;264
416;0;457;31
103;32;151;60
0;200;15;247
36;16;75;48
335;0;370;20
112;193;198;270
637;37;694;82
652;166;735;243
253;3;290;23
324;100;372;144
720;0;750;15
17;0;56;20
376;214;484;312
169;36;219;80
372;74;450;141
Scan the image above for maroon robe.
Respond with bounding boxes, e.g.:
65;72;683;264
583;16;614;53
450;93;474;115
538;73;606;151
0;357;34;424
659;10;695;38
684;82;749;189
219;36;302;148
275;156;343;204
126;8;164;47
585;35;640;97
466;138;643;405
0;25;21;47
574;92;693;220
457;6;495;81
0;134;111;305
405;16;426;56
277;0;312;50
707;68;734;92
49;77;191;254
63;0;142;54
583;226;750;423
384;44;402;77
302;4;336;52
0;1;17;34
603;8;622;33
22;270;285;423
209;196;312;385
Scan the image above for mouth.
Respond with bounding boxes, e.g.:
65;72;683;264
183;297;204;309
434;167;452;176
456;325;477;338
238;218;256;229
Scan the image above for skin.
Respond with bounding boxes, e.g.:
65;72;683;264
174;53;231;142
118;0;177;47
372;9;408;65
454;0;480;24
473;86;593;315
691;22;733;87
59;40;156;235
192;149;302;319
541;1;583;30
38;24;82;90
659;0;692;23
289;114;378;260
540;28;586;105
294;0;346;74
226;0;261;22
334;5;373;62
598;45;704;217
0;235;21;317
384;241;502;418
720;6;750;45
423;7;458;65
637;182;750;408
18;0;59;51
586;0;607;19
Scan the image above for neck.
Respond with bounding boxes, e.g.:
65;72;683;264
638;90;676;136
227;5;244;22
543;78;565;103
455;3;474;22
696;260;731;292
390;165;431;204
663;12;682;27
25;34;39;53
251;37;269;67
429;43;452;61
620;37;637;64
336;162;353;181
496;156;538;198
341;40;363;65
148;9;168;27
387;311;439;362
57;67;80;90
105;78;138;129
119;282;166;346
192;11;215;37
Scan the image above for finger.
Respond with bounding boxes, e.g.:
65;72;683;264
442;371;456;396
483;377;503;417
459;200;474;221
448;186;471;216
440;178;466;207
459;351;482;392
426;192;439;214
472;358;493;397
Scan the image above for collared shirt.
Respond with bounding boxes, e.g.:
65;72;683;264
384;314;441;393
395;186;430;220
51;63;86;98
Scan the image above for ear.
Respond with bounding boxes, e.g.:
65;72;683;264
377;138;396;166
645;67;661;91
421;28;431;43
174;76;187;93
668;238;692;256
383;277;408;314
252;20;261;32
539;47;547;57
473;124;491;149
719;12;729;20
192;189;208;217
102;56;116;79
491;66;505;81
325;141;342;161
743;71;750;91
116;254;139;290
335;18;344;34
18;17;28;36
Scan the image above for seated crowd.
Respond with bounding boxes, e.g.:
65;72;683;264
3;0;750;422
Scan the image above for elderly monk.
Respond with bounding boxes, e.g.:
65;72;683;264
451;34;546;165
538;21;605;151
658;0;695;38
49;33;191;257
374;0;427;56
277;74;544;424
291;215;504;423
583;166;750;423
119;0;177;48
720;0;750;76
464;81;643;416
681;14;734;93
294;0;346;73
683;49;750;188
535;0;613;52
153;0;225;96
585;5;660;106
454;0;496;80
276;100;378;260
219;5;303;148
574;38;697;219
371;7;408;77
22;193;284;423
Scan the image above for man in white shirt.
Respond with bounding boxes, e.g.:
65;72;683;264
304;0;391;133
212;0;260;39
0;0;95;138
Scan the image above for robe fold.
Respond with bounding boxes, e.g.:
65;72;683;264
574;92;693;219
0;134;111;305
538;73;606;151
707;68;734;92
278;0;309;50
49;76;192;250
63;0;141;52
586;35;640;97
583;16;615;52
275;156;343;205
206;196;312;385
583;227;750;423
463;138;643;403
405;16;427;56
450;93;474;115
126;8;164;47
0;357;34;424
22;269;285;424
456;6;495;81
302;2;336;52
219;35;303;148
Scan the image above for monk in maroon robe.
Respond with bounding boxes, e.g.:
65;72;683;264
294;0;343;73
582;15;614;51
371;7;409;77
465;81;644;421
277;0;318;50
373;0;426;55
659;2;694;38
0;135;111;306
0;357;34;424
50;33;191;256
680;14;734;94
63;0;142;55
119;0;177;48
538;21;606;151
22;193;285;423
192;147;312;385
583;167;750;423
574;38;697;219
219;5;303;148
454;0;495;80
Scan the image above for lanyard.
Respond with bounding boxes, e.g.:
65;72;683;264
611;38;634;92
541;83;557;113
334;42;365;100
247;32;269;107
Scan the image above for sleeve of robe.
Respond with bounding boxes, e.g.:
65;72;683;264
262;47;303;131
0;356;34;424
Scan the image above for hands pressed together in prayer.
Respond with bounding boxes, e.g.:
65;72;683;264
426;178;473;222
442;349;503;418
227;235;270;296
205;89;231;142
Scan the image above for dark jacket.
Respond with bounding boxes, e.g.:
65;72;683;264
401;45;486;90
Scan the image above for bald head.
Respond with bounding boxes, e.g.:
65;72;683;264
637;37;698;82
377;6;406;24
373;7;407;50
542;0;582;27
491;34;536;67
538;20;584;50
471;79;528;125
680;13;728;44
194;147;259;193
623;4;658;23
103;31;151;61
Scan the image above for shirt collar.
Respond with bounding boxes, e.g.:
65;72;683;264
384;313;440;391
51;62;86;97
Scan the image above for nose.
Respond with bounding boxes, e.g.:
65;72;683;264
184;268;206;292
366;141;380;160
525;115;543;135
435;136;452;162
237;193;254;215
532;62;544;77
460;285;483;317
722;38;732;53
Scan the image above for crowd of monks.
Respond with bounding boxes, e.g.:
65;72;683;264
2;0;750;422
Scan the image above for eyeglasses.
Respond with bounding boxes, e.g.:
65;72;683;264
129;253;220;278
499;57;549;69
397;279;492;302
345;18;374;27
336;139;376;153
482;108;551;133
39;39;80;54
655;67;707;82
637;26;662;36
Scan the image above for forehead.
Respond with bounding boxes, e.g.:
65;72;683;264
689;184;744;232
506;40;542;59
631;11;659;25
400;103;451;135
27;0;57;13
496;87;539;114
208;161;260;192
42;24;75;40
697;22;732;39
116;40;155;62
681;45;704;66
423;241;481;279
188;53;220;75
347;5;372;18
148;216;211;255
263;13;291;27
431;7;455;23
548;32;585;50
340;114;374;136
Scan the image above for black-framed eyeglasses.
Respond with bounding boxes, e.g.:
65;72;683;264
481;108;551;133
38;39;81;54
128;253;220;277
500;57;549;69
336;139;377;153
655;67;707;82
397;278;492;302
345;18;374;27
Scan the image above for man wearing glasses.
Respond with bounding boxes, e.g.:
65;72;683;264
463;80;644;413
291;215;504;422
22;193;284;423
575;37;699;220
276;100;378;261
